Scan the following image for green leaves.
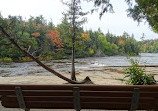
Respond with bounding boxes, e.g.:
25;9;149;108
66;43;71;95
91;0;158;33
92;0;114;19
126;0;158;33
1;14;141;60
124;57;156;85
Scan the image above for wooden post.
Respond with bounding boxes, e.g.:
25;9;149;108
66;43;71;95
130;88;140;111
73;87;81;111
15;87;30;111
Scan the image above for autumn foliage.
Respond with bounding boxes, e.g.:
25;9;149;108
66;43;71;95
46;29;63;50
32;33;40;37
119;36;125;44
37;24;48;28
0;15;141;60
81;33;90;41
119;40;125;44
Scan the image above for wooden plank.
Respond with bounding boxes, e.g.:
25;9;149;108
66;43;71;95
22;91;73;96
0;91;73;96
1;90;132;97
81;91;133;97
21;91;158;98
2;102;74;109
2;96;74;102
0;90;15;95
2;101;156;110
81;103;156;110
0;91;132;97
2;96;155;103
1;84;158;92
1;90;158;97
81;97;155;103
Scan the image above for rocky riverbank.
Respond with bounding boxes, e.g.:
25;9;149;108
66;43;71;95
0;67;158;85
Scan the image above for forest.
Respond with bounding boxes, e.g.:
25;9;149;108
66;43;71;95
140;39;158;53
0;0;157;85
0;15;157;62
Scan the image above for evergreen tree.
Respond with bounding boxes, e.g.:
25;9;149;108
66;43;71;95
62;0;88;80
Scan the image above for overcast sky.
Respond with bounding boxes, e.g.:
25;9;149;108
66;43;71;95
0;0;157;40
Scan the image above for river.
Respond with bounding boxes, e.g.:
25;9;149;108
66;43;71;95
0;53;158;77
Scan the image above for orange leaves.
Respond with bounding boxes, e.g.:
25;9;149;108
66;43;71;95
119;36;125;45
143;46;146;49
37;24;48;28
32;33;40;37
46;29;63;50
81;33;90;41
119;40;125;44
119;36;122;40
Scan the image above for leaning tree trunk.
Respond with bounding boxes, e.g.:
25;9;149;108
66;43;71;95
0;26;93;84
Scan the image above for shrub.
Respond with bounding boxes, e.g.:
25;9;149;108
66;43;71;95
0;57;12;62
19;57;32;62
124;57;156;85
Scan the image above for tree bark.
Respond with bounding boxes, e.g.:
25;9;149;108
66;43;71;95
71;0;76;81
0;26;93;84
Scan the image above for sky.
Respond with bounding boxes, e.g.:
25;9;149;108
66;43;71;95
0;0;157;41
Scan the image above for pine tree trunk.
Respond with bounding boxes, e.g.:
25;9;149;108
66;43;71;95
71;39;76;80
71;0;76;81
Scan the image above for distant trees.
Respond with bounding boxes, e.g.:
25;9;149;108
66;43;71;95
140;39;158;53
98;34;113;56
85;0;158;54
0;14;141;60
153;41;158;53
0;15;93;84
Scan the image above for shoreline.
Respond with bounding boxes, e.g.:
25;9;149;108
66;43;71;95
0;66;126;85
0;67;158;85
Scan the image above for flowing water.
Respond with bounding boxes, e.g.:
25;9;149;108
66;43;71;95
0;53;158;77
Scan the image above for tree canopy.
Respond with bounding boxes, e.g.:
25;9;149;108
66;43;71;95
91;0;158;33
126;0;158;33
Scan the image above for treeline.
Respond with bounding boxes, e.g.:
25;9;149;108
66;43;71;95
140;39;158;53
0;15;141;61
